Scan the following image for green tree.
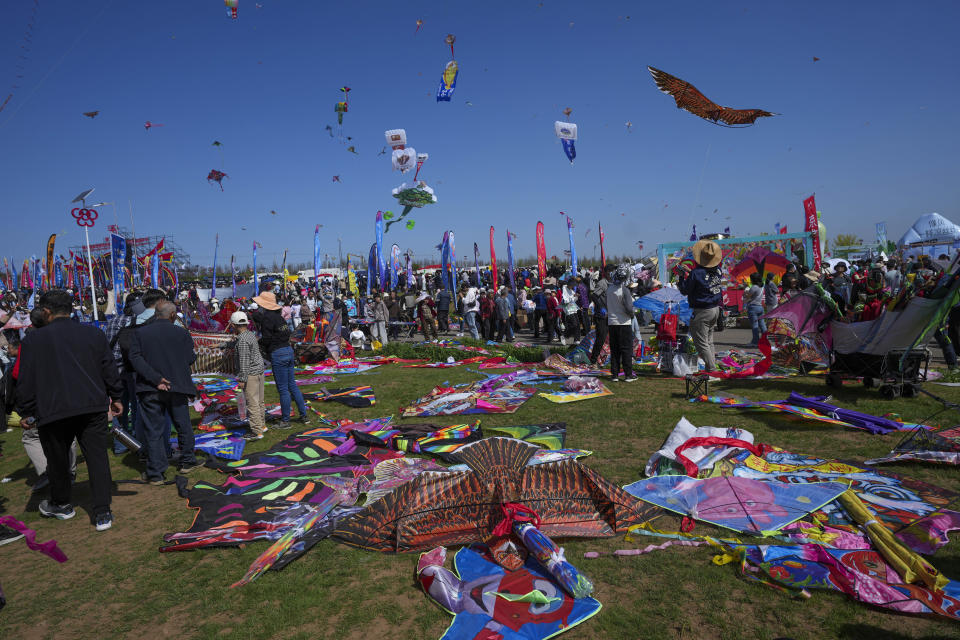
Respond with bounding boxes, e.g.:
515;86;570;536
834;233;861;247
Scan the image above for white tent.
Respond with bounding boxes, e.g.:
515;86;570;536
898;213;960;247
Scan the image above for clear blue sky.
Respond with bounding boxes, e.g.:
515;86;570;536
1;0;958;269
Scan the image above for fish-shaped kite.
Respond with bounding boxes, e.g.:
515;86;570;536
647;66;779;127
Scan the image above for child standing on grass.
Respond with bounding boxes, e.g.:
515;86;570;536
231;312;266;441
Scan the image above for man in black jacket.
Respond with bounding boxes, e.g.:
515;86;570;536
16;290;123;531
127;300;201;483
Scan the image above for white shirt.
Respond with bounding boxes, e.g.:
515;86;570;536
349;329;365;347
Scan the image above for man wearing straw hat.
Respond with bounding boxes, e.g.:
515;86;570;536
679;239;724;371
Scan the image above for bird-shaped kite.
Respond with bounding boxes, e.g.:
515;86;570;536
346;146;358;154
625;121;632;132
207;169;228;190
270;210;278;216
332;175;341;182
377;147;387;156
83;111;99;118
812;56;820;62
647;66;779;127
144;121;164;130
562;107;572;118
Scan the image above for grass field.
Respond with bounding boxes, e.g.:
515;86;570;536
2;361;960;640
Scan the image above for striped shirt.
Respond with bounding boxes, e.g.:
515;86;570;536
235;330;264;382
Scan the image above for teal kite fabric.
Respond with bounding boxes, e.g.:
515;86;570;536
623;475;849;536
418;544;601;640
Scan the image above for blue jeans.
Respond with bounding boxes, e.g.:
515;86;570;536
464;311;480;339
271;346;307;420
138;391;196;479
747;304;766;345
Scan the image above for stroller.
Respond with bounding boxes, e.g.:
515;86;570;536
766;271;960;399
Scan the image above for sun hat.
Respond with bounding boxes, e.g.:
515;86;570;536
252;290;282;310
691;239;722;268
229;311;249;325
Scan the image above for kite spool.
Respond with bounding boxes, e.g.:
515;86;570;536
685;373;709;399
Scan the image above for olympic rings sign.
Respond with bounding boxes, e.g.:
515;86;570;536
71;207;99;227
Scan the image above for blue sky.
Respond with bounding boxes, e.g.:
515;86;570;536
1;0;958;269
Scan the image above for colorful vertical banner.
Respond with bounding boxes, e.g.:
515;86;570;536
506;230;516;293
405;253;414;289
599;222;606;267
489;226;498;291
390;244;401;291
230;254;236;298
689;225;697;242
55;255;63;288
566;216;577;276
473;242;481;285
803;195;821;270
348;258;359;296
211;234;220;299
45;234;56;291
535;221;546;285
314;225;322;290
3;258;11;291
375;211;386;292
448;231;457;294
366;243;376;296
876;222;887;247
440;231;450;292
110;233;126;304
151;251;160;288
32;255;41;299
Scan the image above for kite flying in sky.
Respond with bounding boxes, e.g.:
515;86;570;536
144;121;164;131
415;18;423;33
647;66;779;127
436;35;458;102
83;111;99;118
225;0;238;19
207;169;228;190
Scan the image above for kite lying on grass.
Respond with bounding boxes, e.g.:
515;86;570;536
417;545;601;640
334;437;660;552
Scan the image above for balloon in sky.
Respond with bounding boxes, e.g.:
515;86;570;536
225;0;238;19
555;121;577;164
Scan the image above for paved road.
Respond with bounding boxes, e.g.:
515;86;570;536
396;321;950;368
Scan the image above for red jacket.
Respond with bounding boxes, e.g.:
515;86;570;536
546;295;561;318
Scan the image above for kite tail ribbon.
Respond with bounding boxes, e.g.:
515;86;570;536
491;502;540;538
673;437;772;478
0;516;68;563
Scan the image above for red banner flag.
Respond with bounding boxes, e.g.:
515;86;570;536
599;222;606;268
535;221;546;286
489;226;498;292
779;225;788;235
803;195;821;270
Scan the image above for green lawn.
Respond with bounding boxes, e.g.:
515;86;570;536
2;364;960;640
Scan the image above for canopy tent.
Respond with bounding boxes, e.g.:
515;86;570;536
898;213;960;257
634;287;691;324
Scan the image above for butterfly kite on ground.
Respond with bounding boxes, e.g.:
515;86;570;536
647;66;779;127
207;169;228;190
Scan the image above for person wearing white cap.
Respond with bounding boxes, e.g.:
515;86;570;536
230;311;266;440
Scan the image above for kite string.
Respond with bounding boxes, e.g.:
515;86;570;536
0;0;114;131
688;142;712;235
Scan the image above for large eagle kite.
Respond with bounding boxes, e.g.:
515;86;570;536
648;66;779;127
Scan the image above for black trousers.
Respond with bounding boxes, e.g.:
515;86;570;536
138;391;196;479
590;320;609;364
533;309;549;339
38;412;112;515
437;310;449;332
608;324;633;378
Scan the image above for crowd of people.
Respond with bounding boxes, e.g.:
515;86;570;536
3;245;959;536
